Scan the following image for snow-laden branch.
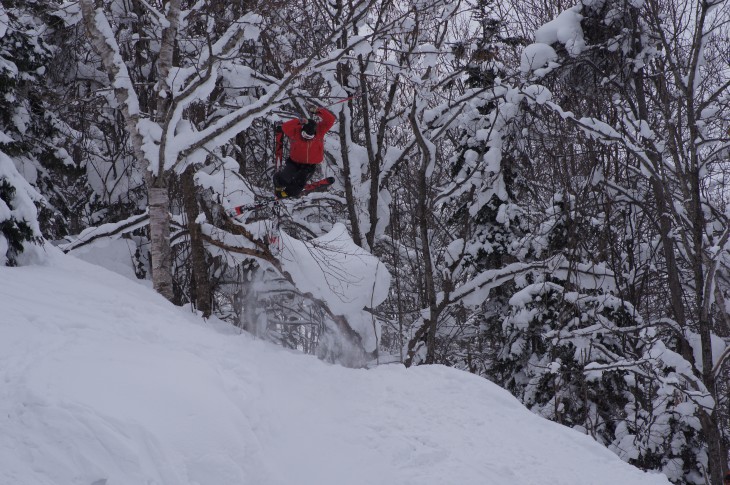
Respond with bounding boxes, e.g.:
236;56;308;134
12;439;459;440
380;85;507;190
79;3;141;117
173;14;366;171
78;0;153;173
540;99;658;177
199;224;274;268
136;0;169;28
164;12;262;104
59;211;149;253
449;255;616;307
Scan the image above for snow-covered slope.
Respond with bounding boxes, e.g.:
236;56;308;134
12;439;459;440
0;248;670;485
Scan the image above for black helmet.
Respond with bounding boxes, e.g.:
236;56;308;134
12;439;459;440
301;119;317;139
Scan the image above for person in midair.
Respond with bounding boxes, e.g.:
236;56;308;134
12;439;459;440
273;106;337;198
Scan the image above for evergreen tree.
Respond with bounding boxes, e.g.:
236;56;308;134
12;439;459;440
513;0;730;481
0;150;42;265
0;1;58;264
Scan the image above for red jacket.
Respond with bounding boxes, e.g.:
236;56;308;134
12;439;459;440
281;107;336;165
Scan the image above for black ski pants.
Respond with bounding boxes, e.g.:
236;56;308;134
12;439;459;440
273;158;317;197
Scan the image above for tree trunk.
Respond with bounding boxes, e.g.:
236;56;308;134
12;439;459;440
148;183;174;301
365;78;399;250
80;0;181;305
339;109;364;247
404;101;439;366
181;166;211;317
417;162;438;364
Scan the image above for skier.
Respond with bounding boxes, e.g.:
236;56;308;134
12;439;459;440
273;106;337;198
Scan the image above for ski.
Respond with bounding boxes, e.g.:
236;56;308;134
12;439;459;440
302;176;335;194
226;177;335;218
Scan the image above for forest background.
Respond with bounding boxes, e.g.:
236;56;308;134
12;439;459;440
1;0;729;483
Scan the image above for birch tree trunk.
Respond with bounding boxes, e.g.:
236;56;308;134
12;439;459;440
80;0;181;303
78;0;147;181
146;0;182;302
148;185;174;300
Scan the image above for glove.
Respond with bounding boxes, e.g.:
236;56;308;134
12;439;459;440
307;105;323;122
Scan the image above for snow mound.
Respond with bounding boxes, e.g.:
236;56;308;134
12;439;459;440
535;5;586;56
0;248;670;485
280;222;390;351
521;43;558;74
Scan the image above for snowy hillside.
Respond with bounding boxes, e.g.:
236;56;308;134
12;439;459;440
0;248;670;485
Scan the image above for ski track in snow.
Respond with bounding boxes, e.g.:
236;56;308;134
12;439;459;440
0;248;671;485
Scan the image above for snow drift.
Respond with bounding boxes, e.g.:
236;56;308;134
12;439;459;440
0;247;670;485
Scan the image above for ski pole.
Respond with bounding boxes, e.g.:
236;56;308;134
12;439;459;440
322;91;365;108
303;92;365;117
